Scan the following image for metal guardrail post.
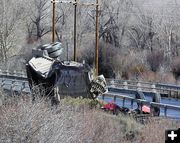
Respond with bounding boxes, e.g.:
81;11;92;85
137;82;142;91
169;90;172;98
113;95;116;102
110;80;115;87
176;91;179;98
12;80;15;89
102;94;104;100
123;81;128;89
151;84;156;93
5;70;9;76
131;99;134;109
164;106;167;117
13;70;17;76
122;97;125;106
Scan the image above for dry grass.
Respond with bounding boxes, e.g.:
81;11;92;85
132;118;180;143
0;96;179;143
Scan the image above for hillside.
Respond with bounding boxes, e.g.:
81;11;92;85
0;96;179;143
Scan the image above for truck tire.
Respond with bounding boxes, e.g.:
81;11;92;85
49;49;63;58
38;44;51;50
136;91;145;100
45;42;61;53
152;93;161;116
135;91;145;109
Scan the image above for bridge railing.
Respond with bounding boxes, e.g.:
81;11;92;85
1;70;180;98
101;91;180;117
106;78;180;98
0;70;180;117
0;70;30;93
0;69;27;79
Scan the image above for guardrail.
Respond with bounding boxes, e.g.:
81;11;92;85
1;69;180;98
106;78;180;99
0;69;180;118
102;91;180;117
0;69;27;79
0;69;30;93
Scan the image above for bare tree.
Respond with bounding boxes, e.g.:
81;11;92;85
25;0;51;43
127;6;157;51
98;0;133;48
0;0;24;62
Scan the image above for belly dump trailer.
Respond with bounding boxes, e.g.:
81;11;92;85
26;42;107;104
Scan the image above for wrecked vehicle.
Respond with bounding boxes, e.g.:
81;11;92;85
26;42;107;104
101;102;151;115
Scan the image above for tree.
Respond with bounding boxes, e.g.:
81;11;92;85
127;7;157;51
25;0;50;43
99;0;133;48
0;0;24;62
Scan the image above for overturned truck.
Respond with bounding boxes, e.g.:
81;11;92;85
26;42;107;104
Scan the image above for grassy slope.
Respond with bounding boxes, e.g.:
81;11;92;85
0;97;179;143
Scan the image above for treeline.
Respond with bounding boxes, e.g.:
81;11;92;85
1;0;180;83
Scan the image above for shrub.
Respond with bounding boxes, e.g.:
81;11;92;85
147;50;164;72
171;57;180;80
139;71;176;83
0;95;179;143
134;118;180;143
79;41;117;78
0;96;142;143
128;64;146;79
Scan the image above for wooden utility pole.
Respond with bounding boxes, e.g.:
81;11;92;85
52;0;56;43
51;0;99;68
74;0;77;61
95;0;99;76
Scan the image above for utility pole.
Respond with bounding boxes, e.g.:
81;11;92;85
95;0;99;76
51;0;77;60
51;0;99;69
52;0;56;43
74;0;77;61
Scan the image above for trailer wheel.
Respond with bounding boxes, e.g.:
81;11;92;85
45;43;62;53
151;93;161;116
135;91;145;108
135;91;145;100
49;49;63;58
